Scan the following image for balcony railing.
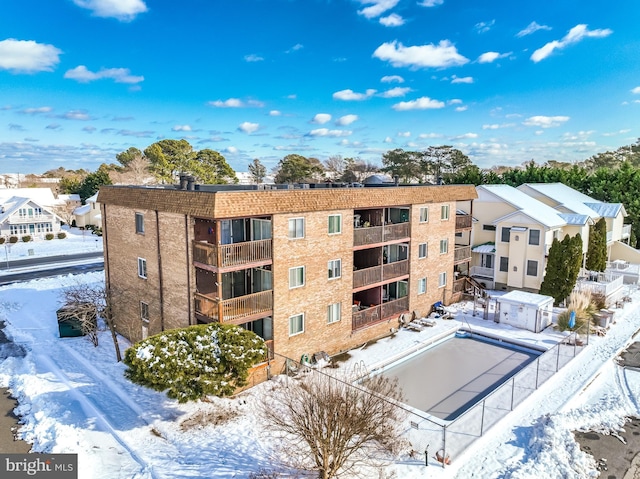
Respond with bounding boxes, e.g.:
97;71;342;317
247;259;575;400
352;296;409;330
194;290;273;323
622;224;632;239
11;214;55;224
353;222;410;247
577;274;624;298
471;266;494;278
455;214;473;230
453;245;471;264
353;260;409;289
193;239;272;268
606;231;613;243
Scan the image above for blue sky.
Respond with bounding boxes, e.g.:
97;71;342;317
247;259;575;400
1;0;639;174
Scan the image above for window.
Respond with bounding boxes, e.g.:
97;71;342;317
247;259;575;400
501;227;511;242
140;302;149;323
419;207;429;223
328;214;342;234
499;256;509;272
441;205;450;220
289;266;305;288
327;303;341;324
529;229;540;246
483;224;496;231
527;260;538;276
438;272;447;288
440;239;448;254
418;243;428;259
137;257;147;279
418;278;427;294
289;313;304;336
328;259;342;280
288;218;305;239
10;225;28;235
135;213;145;234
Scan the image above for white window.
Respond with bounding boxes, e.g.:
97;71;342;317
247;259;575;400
328;214;342;235
327;303;341;324
440;239;448;254
418;243;428;259
438;272;447;288
419;207;429;223
288;218;305;239
289;313;304;336
137;257;147;279
289;266;305;288
418;278;427;294
140;301;149;323
441;205;450;220
135;213;145;234
328;259;342;280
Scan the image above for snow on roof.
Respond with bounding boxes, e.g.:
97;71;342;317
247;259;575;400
59;194;81;202
497;290;554;307
584;202;625;218
73;204;91;215
472;242;496;253
86;192;99;203
0;187;58;207
558;213;591;225
477;184;567;228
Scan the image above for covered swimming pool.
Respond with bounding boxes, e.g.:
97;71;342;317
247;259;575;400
378;333;542;420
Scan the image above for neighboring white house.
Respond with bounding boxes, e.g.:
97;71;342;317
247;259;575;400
0;196;63;239
495;290;554;333
73;193;101;228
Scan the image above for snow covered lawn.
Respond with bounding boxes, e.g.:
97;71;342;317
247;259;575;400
1;265;639;478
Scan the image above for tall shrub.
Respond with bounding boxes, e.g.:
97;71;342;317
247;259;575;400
585;217;607;272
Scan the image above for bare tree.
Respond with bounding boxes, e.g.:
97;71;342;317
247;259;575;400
260;371;406;479
53;202;77;226
111;153;153;185
60;283;122;361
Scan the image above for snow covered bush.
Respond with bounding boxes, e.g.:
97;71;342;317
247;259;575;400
124;323;267;402
57;232;67;239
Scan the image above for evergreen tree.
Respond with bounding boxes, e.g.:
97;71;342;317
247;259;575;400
540;234;583;304
585;217;607;272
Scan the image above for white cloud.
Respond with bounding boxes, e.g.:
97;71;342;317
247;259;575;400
373;40;469;69
381;75;404;83
336;114;358;126
225;146;238;154
451;75;473;84
312;113;332;124
172;125;192;132
531;24;613;63
72;0;147;21
307;128;352;137
244;54;264;62
380;14;404;27
482;123;514;130
286;44;304;53
20;106;53;115
269;110;282;116
477;51;511;63
333;89;376;100
392;96;445;111
523;115;570;128
517;21;552;38
59;110;92;121
384;136;393;143
418;0;443;6
64;65;144;84
238;122;259;134
453;133;478;139
475;20;495;34
379;87;411;98
207;98;264;108
455;106;468;112
631;86;640;94
418;132;443;139
0;39;61;73
357;0;399;19
448;99;462;105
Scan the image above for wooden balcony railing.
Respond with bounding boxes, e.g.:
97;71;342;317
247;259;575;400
383;259;409;280
194;290;273;323
353;260;409;289
353;222;410;246
193;239;272;268
264;339;274;361
352;296;408;330
455;214;473;230
453;245;471;264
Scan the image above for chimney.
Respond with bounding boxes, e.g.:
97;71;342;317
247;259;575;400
186;176;195;191
179;175;188;190
393;175;399;186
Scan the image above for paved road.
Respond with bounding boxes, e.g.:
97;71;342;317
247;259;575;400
0;251;104;285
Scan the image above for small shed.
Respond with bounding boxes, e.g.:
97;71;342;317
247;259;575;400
495;290;553;333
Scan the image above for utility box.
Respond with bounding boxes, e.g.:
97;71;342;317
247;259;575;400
495;291;554;333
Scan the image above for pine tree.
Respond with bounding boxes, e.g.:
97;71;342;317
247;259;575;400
585;217;607;272
540;234;583;304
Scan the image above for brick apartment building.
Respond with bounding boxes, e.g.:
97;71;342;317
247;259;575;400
97;181;476;378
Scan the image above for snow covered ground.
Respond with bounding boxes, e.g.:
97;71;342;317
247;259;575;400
0;234;639;478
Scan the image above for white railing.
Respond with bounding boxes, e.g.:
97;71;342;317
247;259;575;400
577;273;624;297
471;266;494;278
606;231;613;243
622;224;632;239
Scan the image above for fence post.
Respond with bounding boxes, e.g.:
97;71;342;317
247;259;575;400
480;399;486;435
535;357;540;389
442;426;446;469
556;343;560;372
510;376;515;410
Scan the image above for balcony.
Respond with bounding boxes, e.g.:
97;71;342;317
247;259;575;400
193;239;272;269
353;260;409;289
352;297;409;330
11;214;55;224
622;224;632;239
471;266;494;278
453;245;472;264
353;222;410;247
577;273;624;298
455;214;473;231
194;290;273;324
